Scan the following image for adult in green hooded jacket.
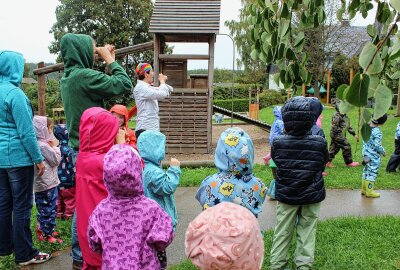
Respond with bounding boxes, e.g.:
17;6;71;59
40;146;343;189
60;33;132;267
60;33;133;150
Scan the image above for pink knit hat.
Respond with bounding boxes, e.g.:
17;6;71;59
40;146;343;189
185;202;264;270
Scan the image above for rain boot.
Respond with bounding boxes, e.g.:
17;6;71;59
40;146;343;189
364;180;380;198
361;180;366;196
36;225;45;241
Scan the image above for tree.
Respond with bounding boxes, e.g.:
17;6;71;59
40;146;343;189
225;0;269;87
25;80;63;116
331;54;360;93
49;0;154;107
249;0;398;140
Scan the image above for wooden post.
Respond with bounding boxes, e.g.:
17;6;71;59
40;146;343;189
350;67;354;84
287;88;290;99
207;35;216;153
248;88;252;110
397;79;400;116
302;83;306;96
153;34;160;87
38;62;46;116
327;69;331;105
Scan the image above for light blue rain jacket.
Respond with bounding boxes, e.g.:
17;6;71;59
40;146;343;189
269;106;284;144
196;127;267;216
362;126;385;181
137;130;181;230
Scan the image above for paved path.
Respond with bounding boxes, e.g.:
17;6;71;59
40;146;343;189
25;188;400;269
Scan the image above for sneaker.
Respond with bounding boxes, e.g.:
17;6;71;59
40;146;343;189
46;235;64;244
18;252;51;266
326;162;334;168
346;162;360;167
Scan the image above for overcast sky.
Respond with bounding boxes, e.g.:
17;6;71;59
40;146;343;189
0;0;375;69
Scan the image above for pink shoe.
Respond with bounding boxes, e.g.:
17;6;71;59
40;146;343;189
326;162;334;168
346;162;360;167
46;235;63;244
322;171;327;176
263;153;271;165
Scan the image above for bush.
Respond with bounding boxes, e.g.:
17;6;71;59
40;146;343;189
259;89;285;108
213;98;249;112
213;84;260;99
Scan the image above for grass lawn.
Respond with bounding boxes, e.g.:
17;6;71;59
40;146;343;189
169;215;400;270
0;207;73;269
180;106;400;189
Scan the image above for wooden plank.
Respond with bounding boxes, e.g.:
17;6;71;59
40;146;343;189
163;34;212;43
159;54;209;60
37;62;46;116
33;41;154;75
160;108;207;113
166;147;209;154
170;88;209;94
158;103;208;108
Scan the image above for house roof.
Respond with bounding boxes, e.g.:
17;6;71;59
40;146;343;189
307;83;327;94
149;0;221;34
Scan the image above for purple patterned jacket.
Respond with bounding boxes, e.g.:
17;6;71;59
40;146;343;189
88;144;174;270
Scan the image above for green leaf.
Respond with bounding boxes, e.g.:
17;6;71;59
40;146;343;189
362;108;372;125
366;24;377;38
250;4;257;16
259;51;267;63
250;49;259;61
318;9;326;24
271;32;278;46
345;73;370;107
280;3;289;19
294;32;305;48
373;84;393;119
278;20;290;38
336;84;349;100
390;70;400;80
361;123;372;142
368;75;379;98
339;100;355;114
359;42;383;75
389;39;400;60
257;0;266;8
273;73;280;85
280;70;286;84
265;0;273;9
286;48;296;61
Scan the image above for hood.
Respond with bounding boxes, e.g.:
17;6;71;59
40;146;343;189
137;130;166;164
214;127;254;175
33;116;52;143
60;33;94;76
54;124;69;145
281;96;314;136
110;104;129;129
308;97;323;123
0;51;24;86
273;106;282;120
103;144;144;199
79;107;119;154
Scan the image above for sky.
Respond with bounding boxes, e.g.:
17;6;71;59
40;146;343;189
0;0;376;70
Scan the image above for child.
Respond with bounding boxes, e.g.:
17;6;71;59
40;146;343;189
33;116;63;243
362;114;388;198
269;97;328;270
137;130;181;270
265;106;284;199
386;121;400;172
308;97;325;137
88;144;174;270
110;104;137;147
75;107;125;269
196;127;267;217
327;101;359;167
133;63;173;139
185;202;264;270
53;124;75;220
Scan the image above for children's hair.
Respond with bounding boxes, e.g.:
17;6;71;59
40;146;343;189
46;117;53;128
372;114;388;125
185;202;264;270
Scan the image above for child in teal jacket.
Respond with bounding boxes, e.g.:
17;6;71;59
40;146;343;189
137;130;181;270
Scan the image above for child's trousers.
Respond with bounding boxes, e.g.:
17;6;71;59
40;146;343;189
57;187;76;218
35;186;58;236
270;202;321;270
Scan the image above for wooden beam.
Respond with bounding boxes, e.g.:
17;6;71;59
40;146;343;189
38;62;46;116
163;34;212;43
154;34;160;87
207;34;216;153
302;83;306;96
33;41;154;75
159;54;209;60
350;67;354;84
327;69;331;105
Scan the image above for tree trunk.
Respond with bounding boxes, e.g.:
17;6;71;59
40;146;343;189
264;64;270;89
313;80;320;98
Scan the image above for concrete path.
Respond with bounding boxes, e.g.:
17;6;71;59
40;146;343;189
25;188;400;269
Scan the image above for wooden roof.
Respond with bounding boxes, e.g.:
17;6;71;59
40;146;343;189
150;0;221;34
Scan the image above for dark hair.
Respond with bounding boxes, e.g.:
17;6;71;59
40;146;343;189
372;114;388;125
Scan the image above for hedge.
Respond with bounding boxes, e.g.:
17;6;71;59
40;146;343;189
213;84;260;99
259;89;286;108
213;99;249;112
